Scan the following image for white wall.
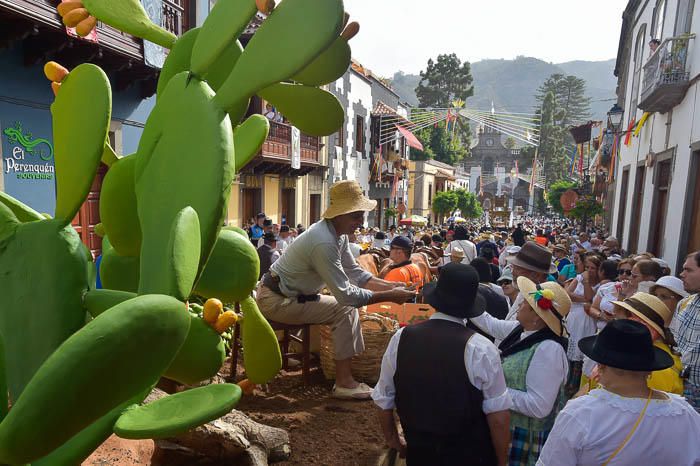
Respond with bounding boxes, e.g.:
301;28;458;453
612;0;700;270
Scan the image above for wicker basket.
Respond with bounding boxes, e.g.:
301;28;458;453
320;312;399;384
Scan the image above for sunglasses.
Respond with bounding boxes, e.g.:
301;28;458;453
499;280;512;286
618;269;632;275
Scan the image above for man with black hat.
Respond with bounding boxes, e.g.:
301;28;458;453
372;263;512;464
257;232;280;280
539;319;700;465
380;236;425;291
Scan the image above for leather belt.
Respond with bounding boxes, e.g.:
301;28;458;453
261;272;320;303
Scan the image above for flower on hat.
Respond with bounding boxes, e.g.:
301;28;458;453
530;288;555;311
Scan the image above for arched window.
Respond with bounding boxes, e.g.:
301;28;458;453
652;0;666;39
482;157;494;174
628;24;647;125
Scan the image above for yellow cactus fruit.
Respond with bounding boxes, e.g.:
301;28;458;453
75;15;97;37
51;82;61;96
214;310;238;334
255;0;275;15
57;0;84;17
62;7;89;27
341;22;360;41
541;289;555;300
237;379;256;395
44;61;69;83
203;298;223;324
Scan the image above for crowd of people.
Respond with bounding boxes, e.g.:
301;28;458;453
243;180;700;465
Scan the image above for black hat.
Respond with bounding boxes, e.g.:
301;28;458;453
375;231;387;240
256;212;266;219
263;232;278;242
280;225;290;233
431;234;443;244
390;236;413;251
262;218;273;227
578;319;674;372
422;263;486;318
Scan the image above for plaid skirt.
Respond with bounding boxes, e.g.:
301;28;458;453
508;426;549;466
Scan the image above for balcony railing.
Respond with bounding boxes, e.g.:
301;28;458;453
163;0;187;36
639;34;695;113
260;120;321;165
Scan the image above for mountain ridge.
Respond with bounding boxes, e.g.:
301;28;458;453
389;56;617;122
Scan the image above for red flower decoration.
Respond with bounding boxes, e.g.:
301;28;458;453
537;297;553;310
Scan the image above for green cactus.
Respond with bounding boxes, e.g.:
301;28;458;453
0;0;356;462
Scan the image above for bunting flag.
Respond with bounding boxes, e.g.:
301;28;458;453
569;146;577;175
624;118;636;146
578;144;584;176
633;112;651;137
390;172;399;199
611;133;619;161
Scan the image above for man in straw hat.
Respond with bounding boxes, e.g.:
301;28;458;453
372;263;512;464
257;181;416;399
539;319;700;465
470;276;571;465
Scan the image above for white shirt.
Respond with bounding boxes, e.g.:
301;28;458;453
444;239;478;264
470;312;569;419
537;389;700;466
371;313;513;415
567;275;598;361
348;242;361;258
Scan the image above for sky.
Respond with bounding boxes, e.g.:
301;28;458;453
344;0;629;77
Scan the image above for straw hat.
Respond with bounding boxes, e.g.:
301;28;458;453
517;276;572;337
450;247;465;260
612;292;672;337
321;181;377;219
650;276;690;299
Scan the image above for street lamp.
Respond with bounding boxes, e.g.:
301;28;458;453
607;103;624;133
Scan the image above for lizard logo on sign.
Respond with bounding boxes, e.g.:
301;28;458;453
3;122;55;180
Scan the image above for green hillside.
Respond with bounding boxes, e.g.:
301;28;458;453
390;57;617;122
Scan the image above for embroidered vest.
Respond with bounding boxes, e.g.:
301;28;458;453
502;342;564;432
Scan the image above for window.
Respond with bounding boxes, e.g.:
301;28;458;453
628;25;647;126
355;115;365;155
674;0;694;35
652;0;666;40
336;119;345;148
428;182;433;205
648;158;672;256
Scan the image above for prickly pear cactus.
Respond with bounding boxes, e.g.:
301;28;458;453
0;0;359;463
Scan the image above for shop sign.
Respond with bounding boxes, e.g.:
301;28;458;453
3;122;55;181
291;126;300;169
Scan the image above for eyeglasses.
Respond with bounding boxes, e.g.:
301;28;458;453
618;269;632;275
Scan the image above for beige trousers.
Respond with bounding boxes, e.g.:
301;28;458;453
256;284;365;360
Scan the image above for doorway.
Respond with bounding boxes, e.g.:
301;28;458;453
685;152;700;255
72;163;108;259
309;194;321;225
627;165;646;254
281;188;295;226
242;188;262;227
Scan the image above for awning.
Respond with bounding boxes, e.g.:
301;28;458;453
396;125;423;151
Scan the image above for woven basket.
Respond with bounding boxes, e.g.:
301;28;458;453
320;312;399;384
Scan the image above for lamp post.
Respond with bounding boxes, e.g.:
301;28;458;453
607;103;624;133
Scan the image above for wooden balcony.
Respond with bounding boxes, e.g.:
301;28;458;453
639;35;695;113
241;120;325;176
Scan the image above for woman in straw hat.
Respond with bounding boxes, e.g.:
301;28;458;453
470;277;571;465
538;320;700;466
610;292;684;394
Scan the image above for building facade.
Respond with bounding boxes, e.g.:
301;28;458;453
611;0;699;271
0;0;195;257
460;126;532;212
408;159;458;224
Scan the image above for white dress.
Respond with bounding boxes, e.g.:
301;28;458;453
537;388;700;466
566;275;597;362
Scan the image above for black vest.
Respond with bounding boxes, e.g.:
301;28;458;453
394;319;496;464
257;244;275;280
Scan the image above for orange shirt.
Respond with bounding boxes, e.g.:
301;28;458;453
534;236;549;247
384;263;424;290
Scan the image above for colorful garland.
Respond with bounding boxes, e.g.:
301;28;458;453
530;288;555;311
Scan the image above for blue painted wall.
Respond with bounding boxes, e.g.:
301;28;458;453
0;45;156;215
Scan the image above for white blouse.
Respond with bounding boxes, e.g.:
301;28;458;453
566;275;597;361
470;313;569;419
537;388;700;466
